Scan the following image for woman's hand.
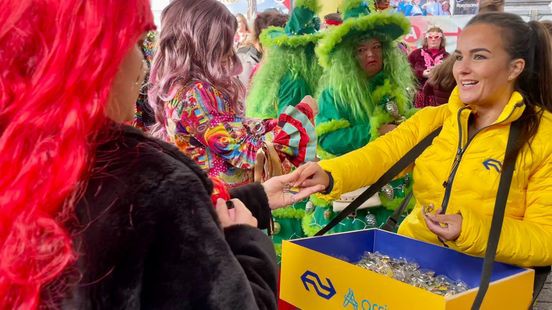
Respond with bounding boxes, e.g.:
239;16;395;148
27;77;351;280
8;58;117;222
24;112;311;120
378;123;397;135
262;173;326;209
291;162;330;190
216;198;258;228
423;68;431;78
301;95;318;116
422;207;463;241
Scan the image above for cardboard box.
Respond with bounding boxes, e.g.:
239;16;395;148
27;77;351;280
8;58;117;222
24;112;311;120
281;229;534;309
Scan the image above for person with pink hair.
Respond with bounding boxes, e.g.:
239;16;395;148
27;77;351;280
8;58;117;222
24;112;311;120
149;0;317;189
0;0;322;308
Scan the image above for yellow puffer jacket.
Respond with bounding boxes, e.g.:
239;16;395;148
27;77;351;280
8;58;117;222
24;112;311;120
318;88;552;267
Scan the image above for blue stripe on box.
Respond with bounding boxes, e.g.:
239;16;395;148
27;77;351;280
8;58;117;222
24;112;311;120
292;229;525;288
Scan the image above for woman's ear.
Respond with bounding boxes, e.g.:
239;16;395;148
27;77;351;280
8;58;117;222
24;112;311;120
508;58;525;81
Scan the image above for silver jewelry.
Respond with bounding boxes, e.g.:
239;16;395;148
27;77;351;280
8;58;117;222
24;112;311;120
381;184;395;200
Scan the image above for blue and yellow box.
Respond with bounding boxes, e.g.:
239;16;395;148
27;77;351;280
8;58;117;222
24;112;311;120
281;229;533;309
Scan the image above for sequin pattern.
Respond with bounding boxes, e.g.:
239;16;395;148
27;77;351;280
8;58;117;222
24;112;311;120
164;81;316;188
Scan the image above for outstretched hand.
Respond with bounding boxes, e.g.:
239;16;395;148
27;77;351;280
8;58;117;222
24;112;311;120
290;162;330;189
263;171;326;209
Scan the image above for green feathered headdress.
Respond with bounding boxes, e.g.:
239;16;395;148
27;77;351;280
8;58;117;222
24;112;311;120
314;1;416;130
246;0;324;119
260;0;323;48
316;1;411;68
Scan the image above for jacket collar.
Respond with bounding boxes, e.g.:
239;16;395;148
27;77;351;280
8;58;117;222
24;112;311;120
447;86;526;125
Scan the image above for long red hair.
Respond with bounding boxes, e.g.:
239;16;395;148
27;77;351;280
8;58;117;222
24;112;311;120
0;0;154;307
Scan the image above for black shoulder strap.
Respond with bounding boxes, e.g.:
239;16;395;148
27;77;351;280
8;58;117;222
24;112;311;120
314;126;443;236
471;119;522;309
381;190;413;232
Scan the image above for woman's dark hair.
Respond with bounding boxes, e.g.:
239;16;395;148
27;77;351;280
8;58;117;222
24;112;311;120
466;12;552;153
253;11;288;42
428;56;456;91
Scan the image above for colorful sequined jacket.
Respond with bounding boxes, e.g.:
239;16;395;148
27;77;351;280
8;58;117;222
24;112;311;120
318;88;552;267
164;81;316;188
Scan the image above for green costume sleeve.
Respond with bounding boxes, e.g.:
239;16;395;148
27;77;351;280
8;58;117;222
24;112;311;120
277;72;311;115
316;89;371;158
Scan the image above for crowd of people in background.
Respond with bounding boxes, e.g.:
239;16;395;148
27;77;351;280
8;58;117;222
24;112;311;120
393;0;452;16
236;10;289;86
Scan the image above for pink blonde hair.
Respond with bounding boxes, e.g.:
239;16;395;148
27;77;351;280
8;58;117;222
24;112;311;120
0;0;153;307
149;0;245;132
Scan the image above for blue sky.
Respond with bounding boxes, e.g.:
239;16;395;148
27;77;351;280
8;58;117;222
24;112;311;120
223;0;289;15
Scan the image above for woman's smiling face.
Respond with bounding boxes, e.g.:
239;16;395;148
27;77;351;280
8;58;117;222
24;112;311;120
453;23;521;108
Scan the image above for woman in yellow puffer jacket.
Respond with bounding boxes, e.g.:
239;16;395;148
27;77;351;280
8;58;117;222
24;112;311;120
290;12;552;269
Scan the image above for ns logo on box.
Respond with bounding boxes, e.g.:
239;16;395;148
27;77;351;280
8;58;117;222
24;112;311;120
300;270;388;309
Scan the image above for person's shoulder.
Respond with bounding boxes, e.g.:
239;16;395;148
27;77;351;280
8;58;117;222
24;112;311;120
182;80;226;101
408;48;423;58
95;125;210;191
528;109;552;164
411;101;450;122
536;109;552;136
187;80;216;92
77;126;213;236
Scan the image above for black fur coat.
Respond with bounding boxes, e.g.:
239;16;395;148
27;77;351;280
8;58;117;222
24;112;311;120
56;124;277;309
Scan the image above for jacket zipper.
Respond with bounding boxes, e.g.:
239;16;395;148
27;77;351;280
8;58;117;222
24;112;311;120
439;103;522;214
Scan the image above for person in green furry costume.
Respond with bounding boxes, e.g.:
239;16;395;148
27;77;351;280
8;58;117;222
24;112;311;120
246;0;323;119
245;0;324;259
303;0;418;236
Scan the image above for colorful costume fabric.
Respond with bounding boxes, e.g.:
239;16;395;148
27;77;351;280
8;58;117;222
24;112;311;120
135;31;157;130
164;81;315;188
303;1;417;236
245;0;323;250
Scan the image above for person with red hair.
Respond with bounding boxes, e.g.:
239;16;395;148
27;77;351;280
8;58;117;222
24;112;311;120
0;0;322;308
